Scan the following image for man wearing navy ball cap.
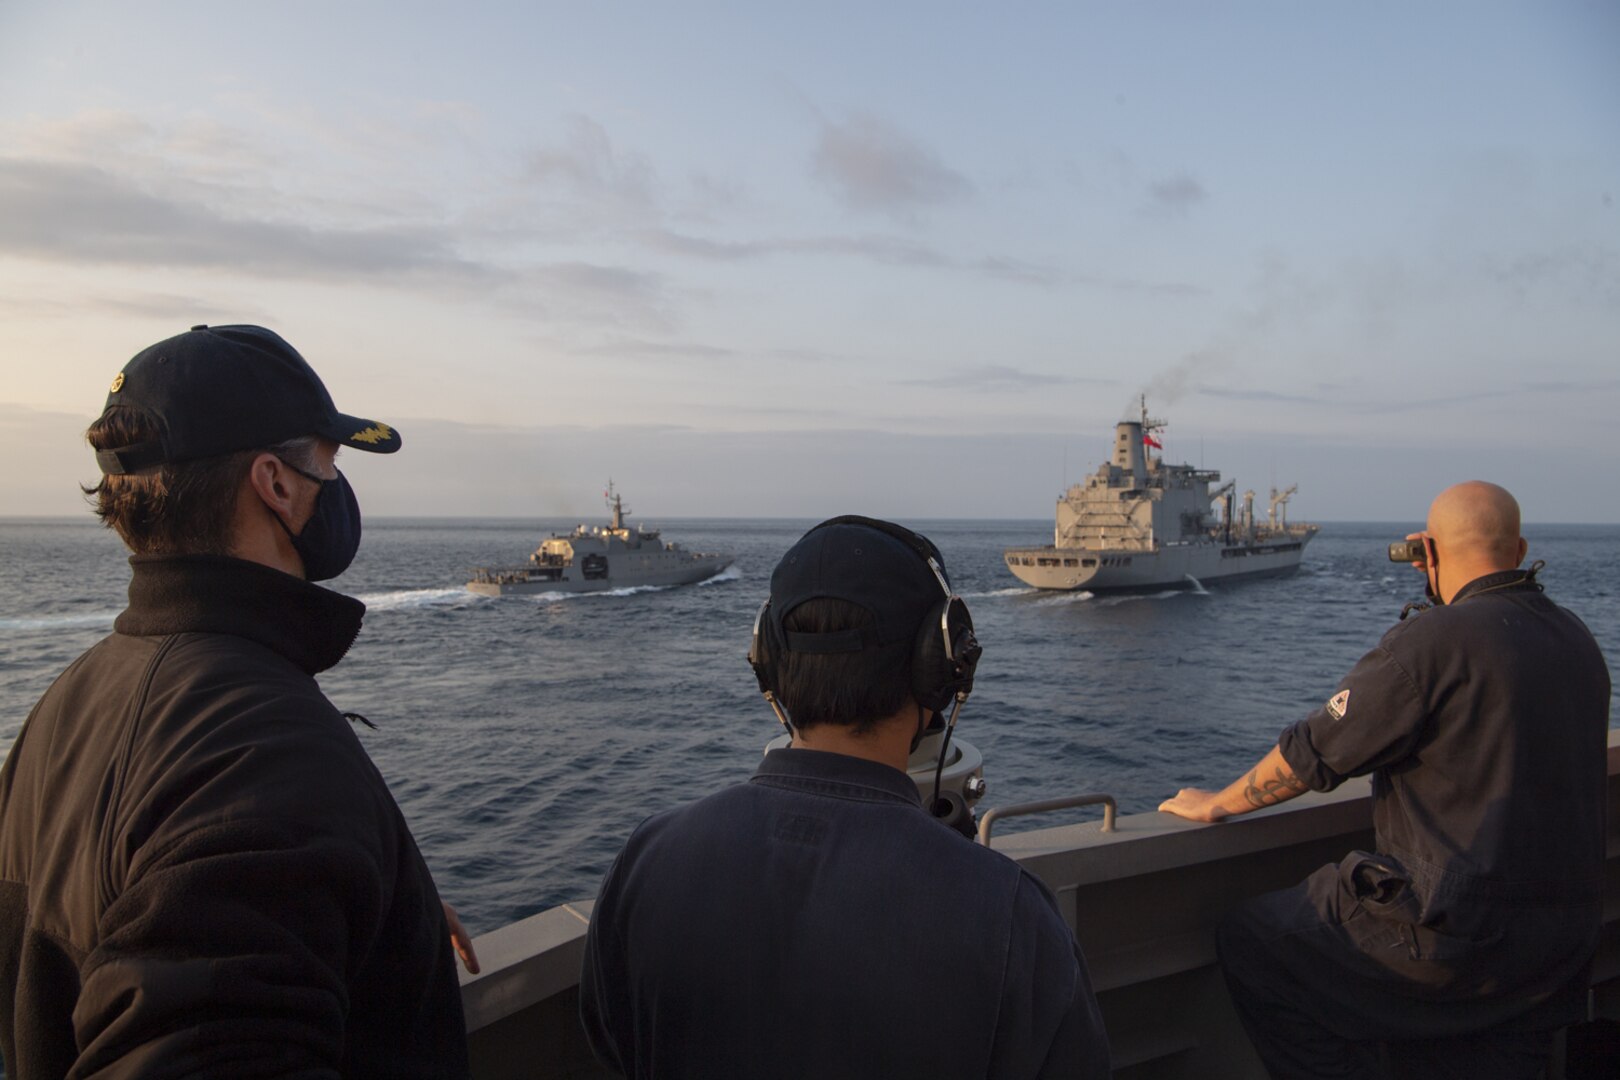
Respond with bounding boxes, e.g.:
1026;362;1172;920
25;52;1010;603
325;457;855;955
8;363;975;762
0;325;477;1078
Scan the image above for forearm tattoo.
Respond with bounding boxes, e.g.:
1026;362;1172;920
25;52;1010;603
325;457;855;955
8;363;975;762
1242;765;1307;809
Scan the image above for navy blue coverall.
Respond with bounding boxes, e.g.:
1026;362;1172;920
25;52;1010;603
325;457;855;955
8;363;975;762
580;747;1111;1079
1219;569;1612;1079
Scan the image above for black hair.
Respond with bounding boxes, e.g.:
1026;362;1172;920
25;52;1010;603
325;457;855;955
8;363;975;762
774;597;912;735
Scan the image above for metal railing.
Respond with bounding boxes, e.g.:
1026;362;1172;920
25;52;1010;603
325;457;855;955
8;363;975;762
976;792;1117;847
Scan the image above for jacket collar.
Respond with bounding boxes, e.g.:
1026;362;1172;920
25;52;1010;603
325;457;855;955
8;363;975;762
751;746;923;807
114;554;365;675
1452;566;1543;605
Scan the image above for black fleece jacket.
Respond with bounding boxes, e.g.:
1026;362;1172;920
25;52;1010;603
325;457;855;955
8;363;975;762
0;555;468;1079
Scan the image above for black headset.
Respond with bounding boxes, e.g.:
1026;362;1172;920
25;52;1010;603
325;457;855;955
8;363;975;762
747;515;981;725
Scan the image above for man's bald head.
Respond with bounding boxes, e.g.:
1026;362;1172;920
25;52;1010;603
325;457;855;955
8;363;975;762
1427;481;1524;570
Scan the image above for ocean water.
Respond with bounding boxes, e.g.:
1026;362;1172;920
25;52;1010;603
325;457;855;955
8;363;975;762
2;517;1616;936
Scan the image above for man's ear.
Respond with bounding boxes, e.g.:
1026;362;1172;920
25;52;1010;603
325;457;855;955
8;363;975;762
1516;536;1528;567
245;453;300;528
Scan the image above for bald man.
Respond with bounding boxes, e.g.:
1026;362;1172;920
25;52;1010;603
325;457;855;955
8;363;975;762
1161;482;1611;1079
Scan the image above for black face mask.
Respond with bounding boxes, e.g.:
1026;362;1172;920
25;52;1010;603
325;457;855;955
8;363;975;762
276;461;362;581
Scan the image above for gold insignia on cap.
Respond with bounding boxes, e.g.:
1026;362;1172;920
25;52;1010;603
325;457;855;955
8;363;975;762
109;372;125;393
350;423;394;445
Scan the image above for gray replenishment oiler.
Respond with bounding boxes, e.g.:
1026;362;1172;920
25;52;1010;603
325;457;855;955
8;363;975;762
1003;397;1318;591
466;483;732;596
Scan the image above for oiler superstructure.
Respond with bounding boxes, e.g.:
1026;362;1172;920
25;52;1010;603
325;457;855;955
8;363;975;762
1004;399;1317;591
466;484;732;596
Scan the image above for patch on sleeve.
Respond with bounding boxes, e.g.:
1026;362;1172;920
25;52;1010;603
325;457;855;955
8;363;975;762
1326;689;1350;720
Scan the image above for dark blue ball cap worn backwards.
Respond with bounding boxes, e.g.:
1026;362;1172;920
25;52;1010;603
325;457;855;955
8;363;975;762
94;324;402;475
768;517;949;653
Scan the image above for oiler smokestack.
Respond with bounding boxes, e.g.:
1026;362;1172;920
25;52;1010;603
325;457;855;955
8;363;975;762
1114;420;1147;487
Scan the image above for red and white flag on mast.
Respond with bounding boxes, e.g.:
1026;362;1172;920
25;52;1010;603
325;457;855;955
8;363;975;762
1143;433;1163;450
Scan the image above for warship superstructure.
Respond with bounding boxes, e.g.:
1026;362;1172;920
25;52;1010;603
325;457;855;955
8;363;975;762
466;484;732;596
1004;398;1317;591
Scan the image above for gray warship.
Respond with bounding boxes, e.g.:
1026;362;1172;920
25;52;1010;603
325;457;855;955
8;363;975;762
466;484;732;596
1004;398;1317;591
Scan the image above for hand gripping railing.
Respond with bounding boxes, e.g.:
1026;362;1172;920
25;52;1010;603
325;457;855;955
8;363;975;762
976;793;1117;847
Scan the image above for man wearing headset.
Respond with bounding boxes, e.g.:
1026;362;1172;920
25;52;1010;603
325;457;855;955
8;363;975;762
579;517;1110;1078
1161;481;1610;1078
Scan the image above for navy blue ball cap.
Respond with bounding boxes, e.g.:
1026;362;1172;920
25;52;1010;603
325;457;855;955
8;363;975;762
768;517;949;653
95;324;402;475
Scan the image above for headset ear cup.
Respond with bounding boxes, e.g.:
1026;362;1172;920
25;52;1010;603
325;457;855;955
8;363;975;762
748;599;778;697
944;599;981;698
911;597;979;712
909;598;950;713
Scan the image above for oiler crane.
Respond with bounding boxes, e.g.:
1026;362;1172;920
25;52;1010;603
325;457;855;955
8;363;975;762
1209;479;1236;543
1268;484;1297;529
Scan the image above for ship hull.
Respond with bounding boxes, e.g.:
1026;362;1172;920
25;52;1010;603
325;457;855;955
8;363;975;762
467;556;732;597
1002;538;1310;592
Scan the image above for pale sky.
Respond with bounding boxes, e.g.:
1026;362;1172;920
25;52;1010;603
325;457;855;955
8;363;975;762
2;1;1616;523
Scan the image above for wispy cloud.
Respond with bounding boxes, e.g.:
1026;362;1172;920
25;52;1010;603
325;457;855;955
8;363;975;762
0;157;486;281
810;111;971;215
1519;378;1620;393
8;109;278;181
0;137;676;329
524;114;658;210
1196;379;1618;413
901;365;1103;391
643;228;1198;293
1195;387;1331;406
517;116;752;231
789;234;949;266
1074;272;1205;297
577;337;738;360
1481;247;1620;303
640;230;767;260
568;337;856;368
641;228;950;267
976;257;1062;287
498;262;673;331
0;290;262;323
1145;172;1207;214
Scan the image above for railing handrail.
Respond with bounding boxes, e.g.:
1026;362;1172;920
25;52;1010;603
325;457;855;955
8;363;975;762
977;792;1117;846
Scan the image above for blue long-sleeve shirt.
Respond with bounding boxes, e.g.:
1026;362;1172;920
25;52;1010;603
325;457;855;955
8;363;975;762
580;747;1110;1079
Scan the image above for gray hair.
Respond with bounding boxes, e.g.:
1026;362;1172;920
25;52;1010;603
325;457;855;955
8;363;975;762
268;435;322;474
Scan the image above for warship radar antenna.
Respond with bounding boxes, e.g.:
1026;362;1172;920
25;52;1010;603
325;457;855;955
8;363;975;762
1137;394;1168;457
604;480;630;532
